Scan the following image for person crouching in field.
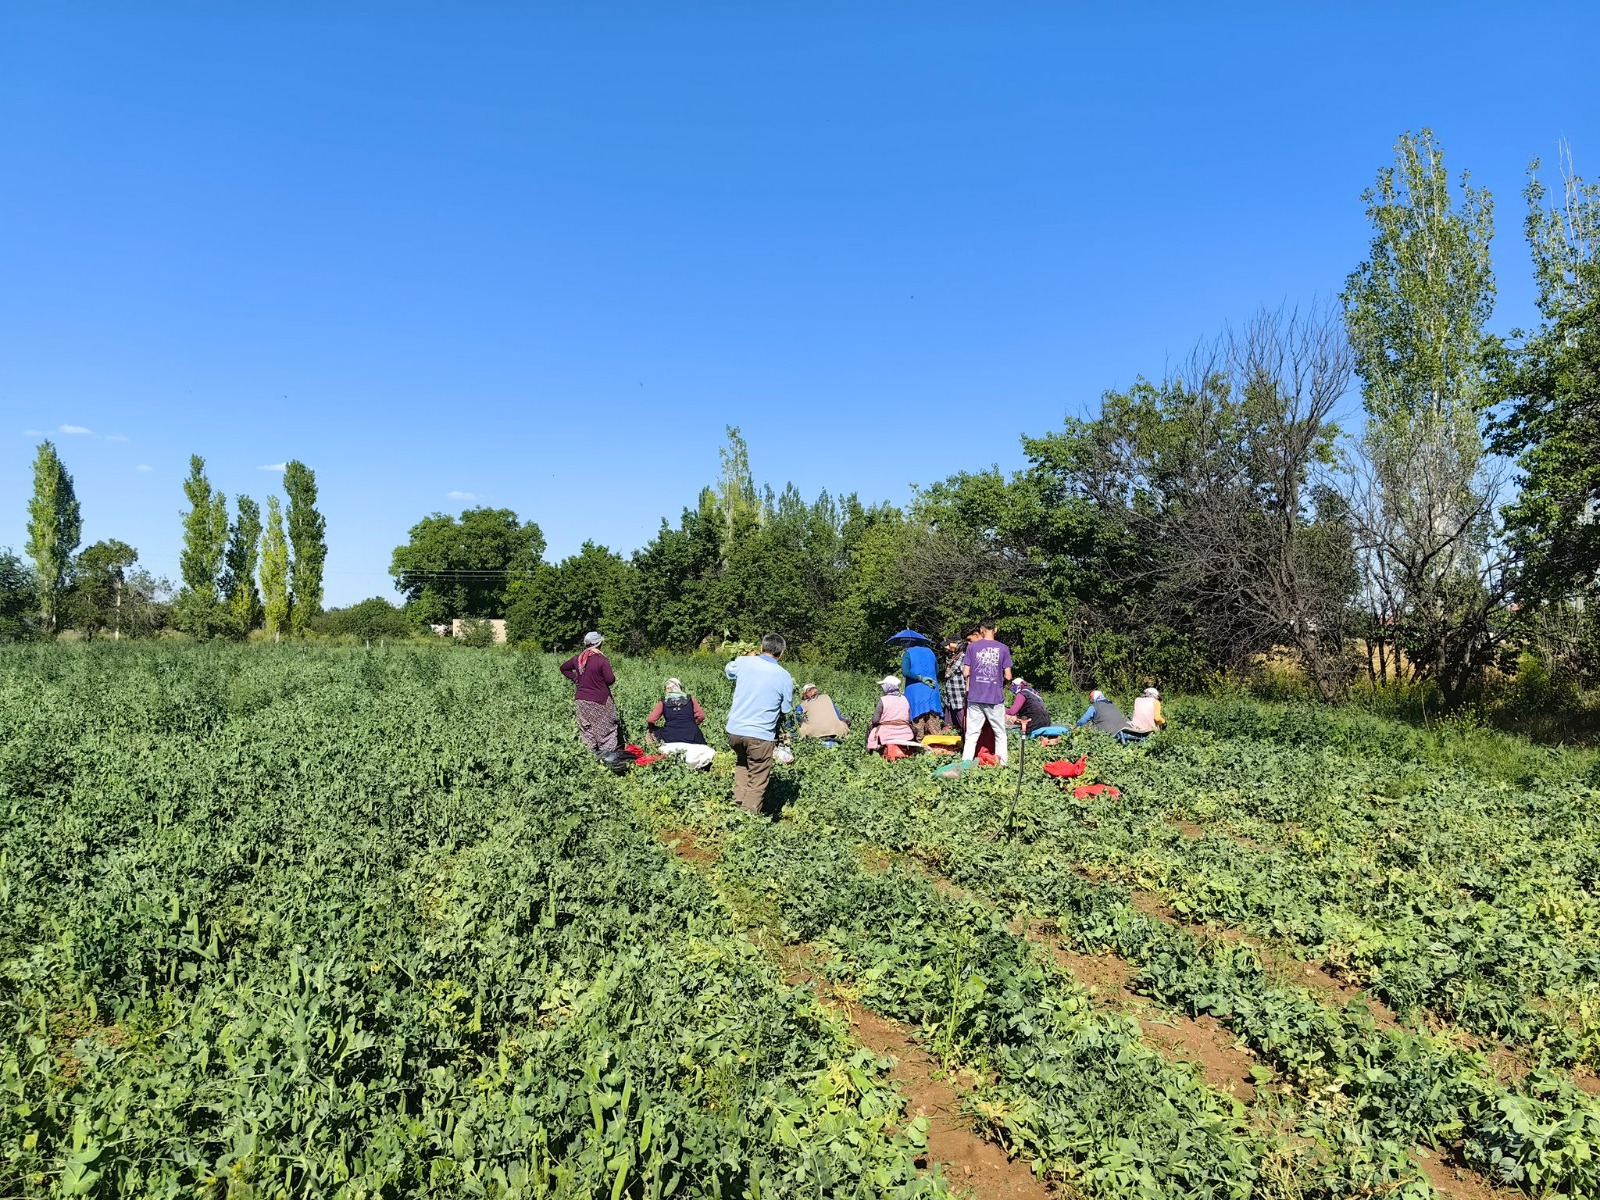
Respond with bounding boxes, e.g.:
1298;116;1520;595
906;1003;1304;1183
795;683;851;745
1075;688;1142;743
1005;677;1051;731
1129;686;1166;734
560;631;618;754
866;676;921;754
724;634;795;813
645;678;715;769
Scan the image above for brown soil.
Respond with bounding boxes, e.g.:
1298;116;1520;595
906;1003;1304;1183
1174;820;1206;839
843;1002;1054;1199
657;827;717;864
1018;920;1258;1102
1572;1067;1600;1096
1124;885;1404;1030
659;829;1053;1197
1415;1148;1520;1200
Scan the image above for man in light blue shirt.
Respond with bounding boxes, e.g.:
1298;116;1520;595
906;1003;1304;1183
724;633;794;813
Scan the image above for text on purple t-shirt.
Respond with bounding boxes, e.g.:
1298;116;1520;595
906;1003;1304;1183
963;639;1012;705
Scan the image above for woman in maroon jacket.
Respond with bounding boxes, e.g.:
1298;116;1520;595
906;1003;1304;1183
559;631;618;754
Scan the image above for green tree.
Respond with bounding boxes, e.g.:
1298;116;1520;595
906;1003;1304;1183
174;454;230;638
0;548;40;641
313;596;414;641
1022;309;1358;695
66;539;139;640
221;496;263;637
284;460;327;635
505;541;633;649
390;507;546;624
626;491;726;650
718;425;760;548
1341;129;1504;705
24;439;82;634
261;495;290;639
1492;145;1600;607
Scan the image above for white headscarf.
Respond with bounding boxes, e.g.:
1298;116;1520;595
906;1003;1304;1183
879;675;902;693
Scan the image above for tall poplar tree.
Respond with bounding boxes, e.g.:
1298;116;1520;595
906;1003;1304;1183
1493;144;1600;602
261;495;290;640
283;460;326;635
174;454;230;638
221;495;264;636
1342;128;1502;703
24;439;82;634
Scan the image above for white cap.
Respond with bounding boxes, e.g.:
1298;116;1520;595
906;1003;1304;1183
879;675;902;692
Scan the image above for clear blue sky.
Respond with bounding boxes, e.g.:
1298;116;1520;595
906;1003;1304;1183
3;3;1597;605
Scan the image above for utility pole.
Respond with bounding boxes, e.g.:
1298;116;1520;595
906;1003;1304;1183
114;574;122;641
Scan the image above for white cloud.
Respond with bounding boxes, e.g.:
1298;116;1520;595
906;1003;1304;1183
22;428;44;436
447;490;478;501
257;462;286;471
106;433;129;442
136;464;153;472
59;424;94;435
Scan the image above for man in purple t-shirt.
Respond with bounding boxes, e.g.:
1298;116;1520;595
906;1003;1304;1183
961;618;1013;765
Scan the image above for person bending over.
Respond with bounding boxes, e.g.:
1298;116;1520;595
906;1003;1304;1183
645;677;715;769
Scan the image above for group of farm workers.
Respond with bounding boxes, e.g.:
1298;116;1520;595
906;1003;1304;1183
559;621;1166;815
858;621;1164;762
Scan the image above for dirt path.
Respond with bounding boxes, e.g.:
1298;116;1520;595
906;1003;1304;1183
1124;882;1405;1029
657;828;1054;1199
930;870;1261;1103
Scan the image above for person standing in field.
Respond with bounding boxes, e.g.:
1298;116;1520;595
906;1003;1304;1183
899;636;943;739
961;618;1012;765
941;634;970;732
724;634;795;813
559;631;618;755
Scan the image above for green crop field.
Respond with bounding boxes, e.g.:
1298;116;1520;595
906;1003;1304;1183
5;644;1600;1199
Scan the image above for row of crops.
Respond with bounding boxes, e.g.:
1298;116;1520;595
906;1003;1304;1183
0;646;952;1198
604;658;1600;1197
5;643;1599;1197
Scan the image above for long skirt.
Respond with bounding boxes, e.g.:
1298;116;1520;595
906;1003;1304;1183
576;698;619;754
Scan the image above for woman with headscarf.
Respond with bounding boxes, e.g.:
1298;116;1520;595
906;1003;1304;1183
1129;687;1166;734
866;676;920;754
900;637;943;738
559;631;618;754
1004;677;1052;731
1074;688;1142;743
645;678;716;769
795;683;851;744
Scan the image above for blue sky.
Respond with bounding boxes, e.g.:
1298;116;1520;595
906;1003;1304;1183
3;3;1597;606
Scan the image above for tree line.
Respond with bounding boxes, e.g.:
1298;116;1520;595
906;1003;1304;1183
7;128;1597;710
387;130;1599;707
3;450;326;642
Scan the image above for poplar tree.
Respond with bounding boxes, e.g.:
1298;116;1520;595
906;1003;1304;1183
284;460;326;635
222;495;264;636
25;439;82;634
174;454;230;638
261;496;290;640
1341;128;1502;703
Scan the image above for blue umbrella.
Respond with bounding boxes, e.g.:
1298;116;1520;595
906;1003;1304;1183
885;628;932;645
